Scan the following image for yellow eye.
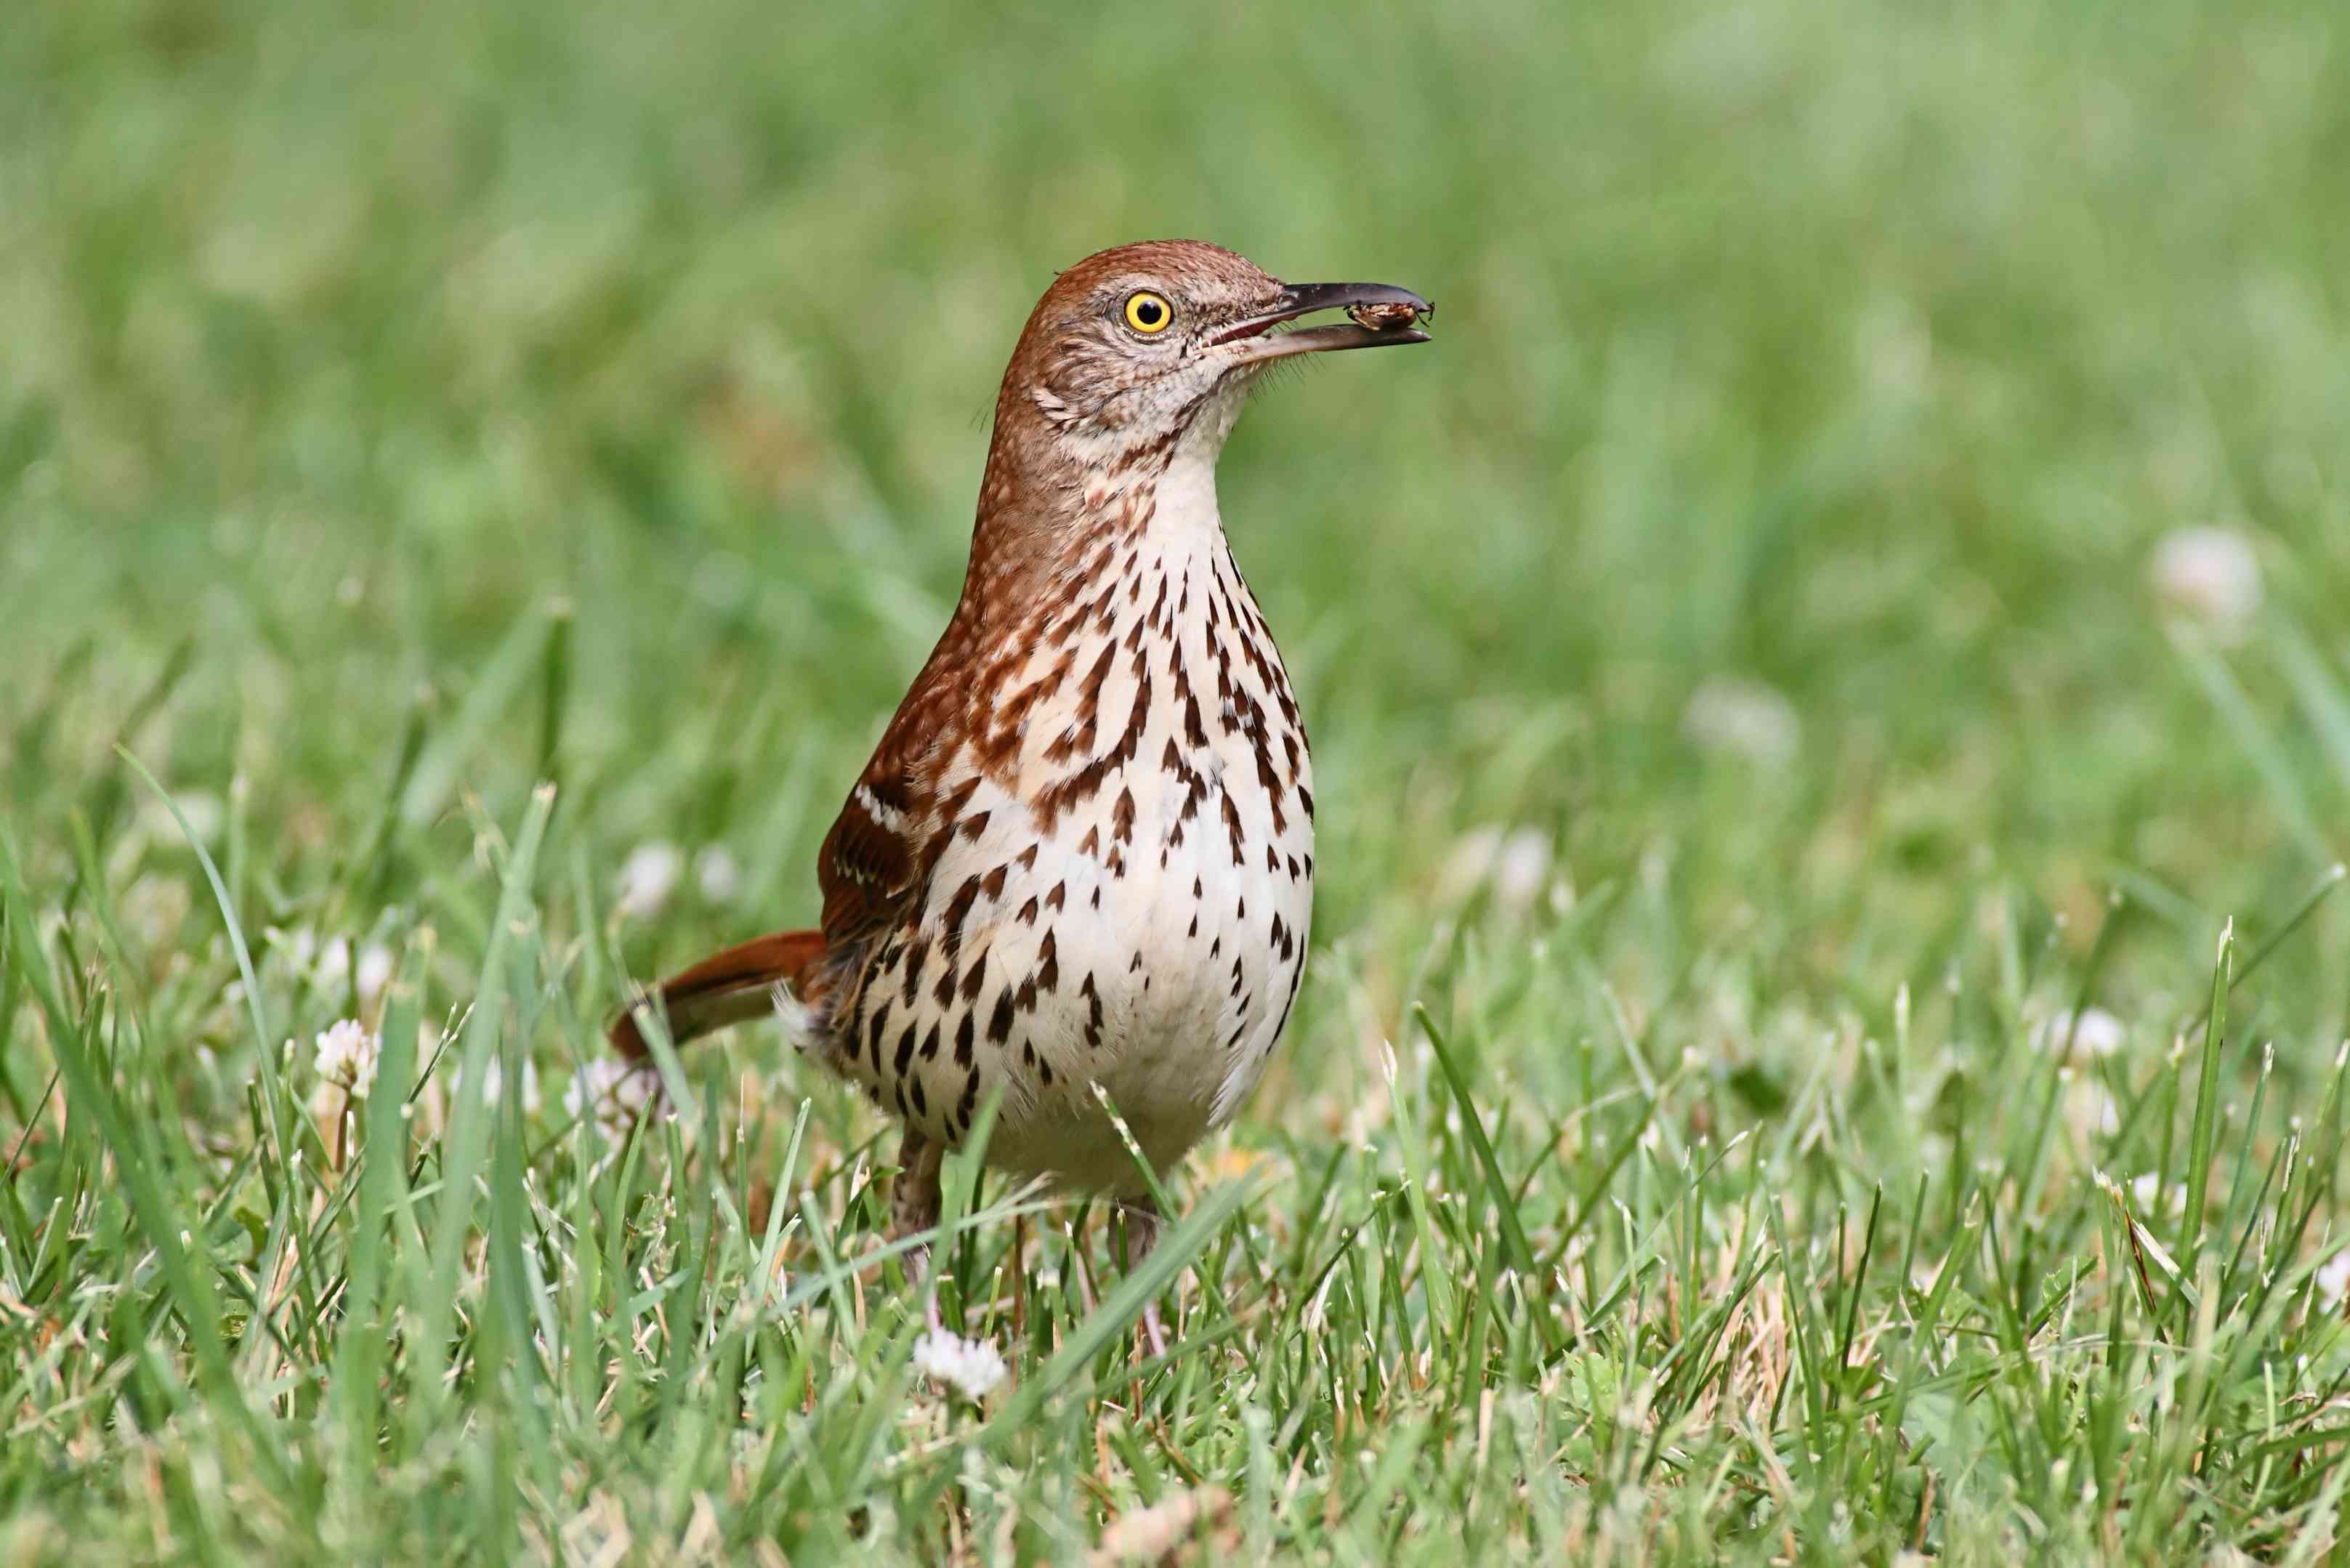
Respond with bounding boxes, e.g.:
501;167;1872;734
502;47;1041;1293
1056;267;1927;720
1123;291;1174;334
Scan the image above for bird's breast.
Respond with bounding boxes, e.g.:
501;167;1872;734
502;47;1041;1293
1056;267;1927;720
838;530;1316;1192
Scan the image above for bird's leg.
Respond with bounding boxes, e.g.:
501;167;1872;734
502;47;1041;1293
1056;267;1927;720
890;1128;945;1330
1117;1194;1170;1359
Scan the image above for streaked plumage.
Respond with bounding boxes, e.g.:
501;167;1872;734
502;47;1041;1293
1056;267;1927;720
612;238;1429;1264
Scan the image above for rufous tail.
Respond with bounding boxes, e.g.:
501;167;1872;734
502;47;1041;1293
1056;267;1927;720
609;929;828;1061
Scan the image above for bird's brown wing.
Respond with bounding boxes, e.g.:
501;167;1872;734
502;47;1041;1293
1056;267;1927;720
815;651;985;965
814;424;1084;961
609;607;995;1060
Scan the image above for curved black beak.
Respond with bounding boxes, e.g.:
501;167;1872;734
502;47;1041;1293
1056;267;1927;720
1211;280;1435;360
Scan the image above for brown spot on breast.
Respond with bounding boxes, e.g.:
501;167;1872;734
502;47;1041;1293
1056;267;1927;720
1079;972;1105;1048
1256;751;1288;834
941;875;983;964
1221;793;1247;866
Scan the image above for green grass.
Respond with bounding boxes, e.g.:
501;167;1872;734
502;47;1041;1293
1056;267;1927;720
6;0;2350;1559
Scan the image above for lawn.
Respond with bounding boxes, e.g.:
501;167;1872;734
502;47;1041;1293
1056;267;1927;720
5;0;2350;1560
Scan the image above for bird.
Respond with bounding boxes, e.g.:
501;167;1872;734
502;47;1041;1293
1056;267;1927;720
608;240;1430;1336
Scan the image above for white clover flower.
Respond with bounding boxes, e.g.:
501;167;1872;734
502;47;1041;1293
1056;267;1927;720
2318;1251;2350;1309
2130;1174;2185;1216
695;846;743;905
138;788;225;846
1435;826;1503;906
356;942;397;1005
2067;1081;2120;1139
1436;825;1555;916
310;1018;381;1097
565;1056;659;1139
1491;828;1554;917
615;842;684;919
268;925;320;972
2036;1008;2127;1058
1681;677;1801;767
453;1057;542;1116
910;1328;1007;1402
2150;526;2261;642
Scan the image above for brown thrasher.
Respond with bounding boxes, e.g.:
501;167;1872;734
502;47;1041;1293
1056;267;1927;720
610;240;1429;1322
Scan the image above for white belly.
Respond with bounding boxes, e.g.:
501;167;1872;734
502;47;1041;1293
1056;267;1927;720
840;536;1315;1192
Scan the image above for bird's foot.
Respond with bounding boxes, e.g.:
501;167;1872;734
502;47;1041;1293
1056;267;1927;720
1141;1298;1170;1360
893;1130;947;1322
1118;1195;1171;1360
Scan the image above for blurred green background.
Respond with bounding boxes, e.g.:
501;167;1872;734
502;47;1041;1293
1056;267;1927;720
5;0;2349;1118
10;0;2350;1557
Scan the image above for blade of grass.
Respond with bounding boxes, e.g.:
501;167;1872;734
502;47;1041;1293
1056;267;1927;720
2179;919;2234;1285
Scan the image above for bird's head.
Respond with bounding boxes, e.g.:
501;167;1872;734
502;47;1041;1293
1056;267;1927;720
992;239;1431;490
